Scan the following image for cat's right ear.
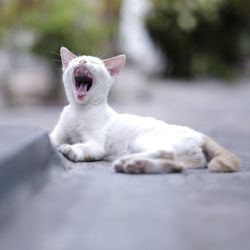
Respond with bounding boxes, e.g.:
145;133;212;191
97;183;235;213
60;47;77;71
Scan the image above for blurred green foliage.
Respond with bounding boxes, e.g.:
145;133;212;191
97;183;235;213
146;0;250;78
0;0;121;59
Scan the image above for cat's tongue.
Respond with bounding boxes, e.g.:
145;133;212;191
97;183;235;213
77;83;88;97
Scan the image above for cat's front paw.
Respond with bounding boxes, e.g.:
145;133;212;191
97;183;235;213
59;144;84;162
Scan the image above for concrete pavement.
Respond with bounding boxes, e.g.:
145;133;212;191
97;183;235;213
0;69;250;250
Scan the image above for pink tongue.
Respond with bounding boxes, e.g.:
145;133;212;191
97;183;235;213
77;84;88;97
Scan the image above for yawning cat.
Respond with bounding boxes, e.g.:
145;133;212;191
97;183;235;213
50;47;240;174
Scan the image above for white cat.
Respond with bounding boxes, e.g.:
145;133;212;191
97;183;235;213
50;47;240;174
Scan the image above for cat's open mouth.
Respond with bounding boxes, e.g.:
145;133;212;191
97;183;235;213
74;66;93;100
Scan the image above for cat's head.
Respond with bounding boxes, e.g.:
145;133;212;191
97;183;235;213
60;47;126;105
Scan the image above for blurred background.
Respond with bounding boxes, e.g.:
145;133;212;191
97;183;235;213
0;2;250;250
0;0;250;130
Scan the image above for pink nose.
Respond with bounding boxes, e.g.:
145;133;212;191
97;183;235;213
79;59;87;64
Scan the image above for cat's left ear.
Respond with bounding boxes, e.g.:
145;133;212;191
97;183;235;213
103;55;126;77
60;47;77;71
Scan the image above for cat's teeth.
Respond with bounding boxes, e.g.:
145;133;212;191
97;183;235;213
86;70;91;77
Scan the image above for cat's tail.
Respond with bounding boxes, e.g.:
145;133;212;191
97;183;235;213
202;137;240;172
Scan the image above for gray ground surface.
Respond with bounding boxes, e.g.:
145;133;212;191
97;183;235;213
0;68;250;250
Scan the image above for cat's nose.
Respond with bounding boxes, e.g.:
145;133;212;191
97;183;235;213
79;59;87;64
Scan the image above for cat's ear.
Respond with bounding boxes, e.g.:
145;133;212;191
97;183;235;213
60;47;77;71
103;55;126;77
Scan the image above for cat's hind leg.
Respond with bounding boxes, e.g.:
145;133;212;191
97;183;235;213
113;150;183;174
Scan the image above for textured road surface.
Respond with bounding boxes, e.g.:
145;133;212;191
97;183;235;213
0;69;250;250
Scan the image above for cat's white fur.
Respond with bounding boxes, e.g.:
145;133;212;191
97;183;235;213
50;47;240;174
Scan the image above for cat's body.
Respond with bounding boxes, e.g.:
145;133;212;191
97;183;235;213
50;47;240;173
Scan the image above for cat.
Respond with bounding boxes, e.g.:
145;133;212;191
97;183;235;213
50;47;240;174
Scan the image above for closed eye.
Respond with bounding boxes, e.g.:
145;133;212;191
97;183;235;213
89;62;99;65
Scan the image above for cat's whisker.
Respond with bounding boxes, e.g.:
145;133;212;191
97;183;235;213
51;59;62;62
50;50;60;56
